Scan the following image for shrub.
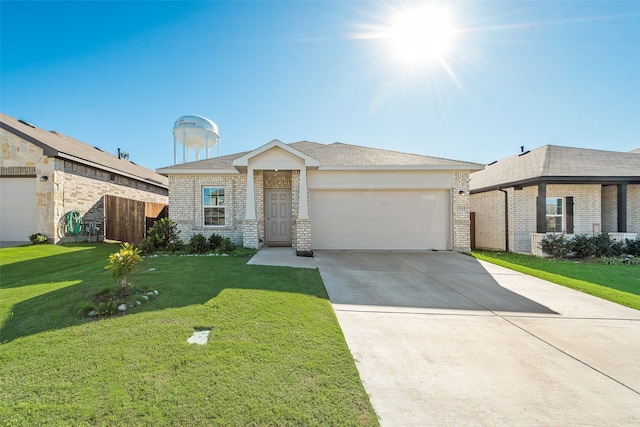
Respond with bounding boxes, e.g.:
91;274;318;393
142;218;184;254
189;233;209;254
591;233;623;257
209;233;223;250
216;237;236;254
29;232;48;245
624;238;640;257
540;233;570;258
569;234;596;258
105;242;142;295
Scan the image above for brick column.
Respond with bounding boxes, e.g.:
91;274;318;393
452;171;471;252
295;218;312;256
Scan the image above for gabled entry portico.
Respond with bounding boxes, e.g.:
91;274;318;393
232;140;320;254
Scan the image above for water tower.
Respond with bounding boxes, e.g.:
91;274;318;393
173;115;219;164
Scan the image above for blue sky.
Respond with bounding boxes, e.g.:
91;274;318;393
2;0;639;171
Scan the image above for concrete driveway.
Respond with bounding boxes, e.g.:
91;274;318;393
314;251;640;426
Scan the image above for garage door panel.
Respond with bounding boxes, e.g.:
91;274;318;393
309;190;449;250
0;177;37;241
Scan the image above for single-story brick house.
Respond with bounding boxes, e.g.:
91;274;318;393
0;113;168;244
157;139;483;254
469;145;640;255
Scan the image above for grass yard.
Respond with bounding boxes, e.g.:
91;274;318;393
0;243;378;426
472;250;640;310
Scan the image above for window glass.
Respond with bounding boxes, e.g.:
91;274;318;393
203;187;225;226
545;197;563;232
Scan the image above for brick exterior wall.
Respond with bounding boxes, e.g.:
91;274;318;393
170;170;315;252
452;171;471;252
548;184;601;235
168;174;246;246
511;186;537;252
472;183;616;254
470;190;506;251
629;185;640;234
1;131;167;243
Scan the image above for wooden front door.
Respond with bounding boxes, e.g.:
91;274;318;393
265;189;291;246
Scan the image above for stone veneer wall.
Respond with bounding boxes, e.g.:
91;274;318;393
169;174;246;246
1;131;167;243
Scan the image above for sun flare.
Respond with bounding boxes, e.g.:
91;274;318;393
385;3;457;67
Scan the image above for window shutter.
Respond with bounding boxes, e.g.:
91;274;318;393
566;197;574;234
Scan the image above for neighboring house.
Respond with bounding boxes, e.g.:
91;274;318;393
157;139;483;254
0;113;168;244
469;145;640;255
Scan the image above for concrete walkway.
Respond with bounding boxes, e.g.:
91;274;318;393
314;251;640;426
246;247;317;269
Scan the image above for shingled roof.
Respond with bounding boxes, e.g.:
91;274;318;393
470;145;640;193
158;139;483;174
0;113;168;188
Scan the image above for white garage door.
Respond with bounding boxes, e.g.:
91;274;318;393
309;190;450;250
0;177;37;241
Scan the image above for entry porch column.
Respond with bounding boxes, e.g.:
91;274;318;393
242;167;260;248
295;166;312;256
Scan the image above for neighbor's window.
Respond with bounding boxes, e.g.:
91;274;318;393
203;187;225;226
545;197;563;232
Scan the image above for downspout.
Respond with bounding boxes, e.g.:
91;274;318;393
497;188;509;252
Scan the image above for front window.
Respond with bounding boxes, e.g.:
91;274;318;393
203;187;225;226
545;197;563;232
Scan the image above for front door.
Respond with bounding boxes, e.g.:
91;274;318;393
265;189;291;246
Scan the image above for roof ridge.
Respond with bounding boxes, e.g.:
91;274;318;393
325;141;482;165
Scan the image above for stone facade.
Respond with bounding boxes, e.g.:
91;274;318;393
1;131;167;243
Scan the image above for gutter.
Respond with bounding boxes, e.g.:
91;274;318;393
497;188;509;252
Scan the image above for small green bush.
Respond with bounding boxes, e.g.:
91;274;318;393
142;218;184;254
217;237;236;254
624;238;640;257
105;242;142;295
209;233;223;250
569;234;597;258
29;232;48;245
189;233;209;254
540;233;570;258
592;233;623;257
542;233;638;259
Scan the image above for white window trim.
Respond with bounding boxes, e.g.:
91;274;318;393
203;186;226;227
545;197;563;233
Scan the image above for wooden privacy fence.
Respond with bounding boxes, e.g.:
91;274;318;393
104;195;168;244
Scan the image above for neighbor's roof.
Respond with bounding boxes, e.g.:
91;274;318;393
0;113;168;188
470;145;640;193
157;139;483;174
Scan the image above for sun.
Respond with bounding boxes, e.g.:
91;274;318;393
352;1;462;79
385;3;458;68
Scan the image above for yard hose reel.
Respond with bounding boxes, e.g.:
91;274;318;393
66;210;83;240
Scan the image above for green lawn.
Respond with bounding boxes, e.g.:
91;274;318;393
472;250;640;310
0;243;378;426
